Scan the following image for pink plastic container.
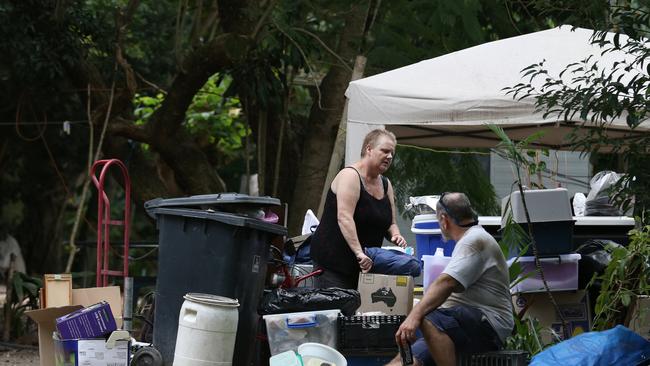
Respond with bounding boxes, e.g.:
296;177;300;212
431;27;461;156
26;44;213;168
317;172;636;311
422;248;452;291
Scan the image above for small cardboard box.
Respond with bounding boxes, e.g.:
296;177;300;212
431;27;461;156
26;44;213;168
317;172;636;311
357;273;414;315
26;287;122;366
56;301;117;340
53;330;130;366
512;290;591;344
626;295;650;340
43;274;73;308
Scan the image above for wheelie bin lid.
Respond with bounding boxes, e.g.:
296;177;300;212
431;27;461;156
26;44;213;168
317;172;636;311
148;207;288;235
145;193;281;216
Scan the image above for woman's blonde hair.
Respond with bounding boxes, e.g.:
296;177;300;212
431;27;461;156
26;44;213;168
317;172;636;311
360;129;396;157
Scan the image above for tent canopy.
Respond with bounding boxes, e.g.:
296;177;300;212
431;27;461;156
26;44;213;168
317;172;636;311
345;26;650;162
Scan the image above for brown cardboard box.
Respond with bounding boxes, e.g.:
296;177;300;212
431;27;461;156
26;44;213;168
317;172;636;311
512;290;591;344
357;273;414;315
626;295;650;340
26;286;122;366
43;274;72;308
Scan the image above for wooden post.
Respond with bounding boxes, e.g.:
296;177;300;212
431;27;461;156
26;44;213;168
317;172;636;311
317;55;367;217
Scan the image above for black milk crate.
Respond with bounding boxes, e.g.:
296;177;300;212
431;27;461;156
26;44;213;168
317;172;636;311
338;314;405;352
458;350;529;366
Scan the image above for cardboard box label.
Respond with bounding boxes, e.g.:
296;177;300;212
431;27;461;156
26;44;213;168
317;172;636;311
77;339;129;366
396;276;408;287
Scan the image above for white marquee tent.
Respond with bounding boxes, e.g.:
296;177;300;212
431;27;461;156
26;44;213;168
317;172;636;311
344;26;650;165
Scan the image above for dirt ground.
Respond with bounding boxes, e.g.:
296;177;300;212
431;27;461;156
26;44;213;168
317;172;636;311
0;348;39;366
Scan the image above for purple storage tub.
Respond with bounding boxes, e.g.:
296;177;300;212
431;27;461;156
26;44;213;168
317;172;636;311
509;254;581;293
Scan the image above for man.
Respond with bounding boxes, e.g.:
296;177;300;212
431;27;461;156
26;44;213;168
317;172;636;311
387;192;513;366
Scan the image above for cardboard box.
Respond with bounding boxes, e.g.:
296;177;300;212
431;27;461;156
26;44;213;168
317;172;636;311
26;287;123;366
53;330;130;366
626;295;650;340
56;301;117;340
512;290;591;344
43;274;73;308
72;287;123;328
357;274;414;315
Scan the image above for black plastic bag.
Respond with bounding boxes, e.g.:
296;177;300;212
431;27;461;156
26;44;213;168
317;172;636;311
259;287;360;316
576;239;622;315
576;239;621;289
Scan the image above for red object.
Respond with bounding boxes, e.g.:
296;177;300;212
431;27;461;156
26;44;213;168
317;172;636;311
91;159;131;287
279;266;323;288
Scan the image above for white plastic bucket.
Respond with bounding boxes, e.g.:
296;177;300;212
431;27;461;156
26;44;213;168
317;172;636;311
298;342;347;366
173;293;239;366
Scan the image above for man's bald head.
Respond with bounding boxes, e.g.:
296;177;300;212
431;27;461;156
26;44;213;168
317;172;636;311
436;192;478;226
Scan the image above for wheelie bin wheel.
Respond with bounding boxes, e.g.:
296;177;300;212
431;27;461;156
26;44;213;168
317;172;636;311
131;346;163;366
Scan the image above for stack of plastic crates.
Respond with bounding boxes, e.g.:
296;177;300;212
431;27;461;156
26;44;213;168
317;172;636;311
458;350;529;366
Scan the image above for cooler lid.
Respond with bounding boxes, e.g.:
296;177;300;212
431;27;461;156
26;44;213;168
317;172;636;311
145;193;281;216
148;207;287;235
574;216;635;226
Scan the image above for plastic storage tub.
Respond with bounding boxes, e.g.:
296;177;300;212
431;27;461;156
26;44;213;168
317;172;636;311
263;309;340;356
411;214;455;260
421;252;452;291
509;254;581;293
501;188;575;256
146;194;286;366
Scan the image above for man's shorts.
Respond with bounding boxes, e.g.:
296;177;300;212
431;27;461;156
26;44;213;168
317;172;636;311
412;305;502;366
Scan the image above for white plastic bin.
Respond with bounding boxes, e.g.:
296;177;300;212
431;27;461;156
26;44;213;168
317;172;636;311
262;309;340;356
509;254;581;293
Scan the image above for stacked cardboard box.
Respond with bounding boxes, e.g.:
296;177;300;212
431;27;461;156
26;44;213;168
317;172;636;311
25;275;129;366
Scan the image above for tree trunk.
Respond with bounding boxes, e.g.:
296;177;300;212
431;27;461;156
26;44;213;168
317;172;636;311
317;55;367;217
287;3;369;236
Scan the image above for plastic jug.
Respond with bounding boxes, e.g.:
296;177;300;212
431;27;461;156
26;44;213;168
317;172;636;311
422;248;451;291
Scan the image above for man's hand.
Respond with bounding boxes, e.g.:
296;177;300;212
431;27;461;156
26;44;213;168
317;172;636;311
356;251;373;273
391;234;407;248
395;313;421;347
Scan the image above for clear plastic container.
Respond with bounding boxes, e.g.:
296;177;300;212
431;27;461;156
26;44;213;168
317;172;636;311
422;248;452;291
508;254;581;293
263;309;340;356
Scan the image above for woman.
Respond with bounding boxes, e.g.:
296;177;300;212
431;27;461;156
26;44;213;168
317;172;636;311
310;129;407;289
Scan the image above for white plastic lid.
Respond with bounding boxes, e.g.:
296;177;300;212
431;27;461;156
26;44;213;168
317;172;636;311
435;247;444;256
184;293;239;307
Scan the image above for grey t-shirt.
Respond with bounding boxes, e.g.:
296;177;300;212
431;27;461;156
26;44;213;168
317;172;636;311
441;225;514;342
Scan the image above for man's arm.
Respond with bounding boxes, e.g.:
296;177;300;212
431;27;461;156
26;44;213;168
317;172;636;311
395;274;462;345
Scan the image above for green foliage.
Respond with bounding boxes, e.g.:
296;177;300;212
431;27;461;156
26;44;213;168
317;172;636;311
4;272;42;338
384;145;499;216
186;76;249;156
592;225;650;330
133;75;249;158
504;1;650;222
505;317;545;356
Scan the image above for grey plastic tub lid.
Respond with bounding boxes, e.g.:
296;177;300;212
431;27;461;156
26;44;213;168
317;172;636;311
149;207;288;235
145;193;280;216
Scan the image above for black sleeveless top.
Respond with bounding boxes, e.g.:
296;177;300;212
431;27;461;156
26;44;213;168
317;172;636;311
310;167;393;275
